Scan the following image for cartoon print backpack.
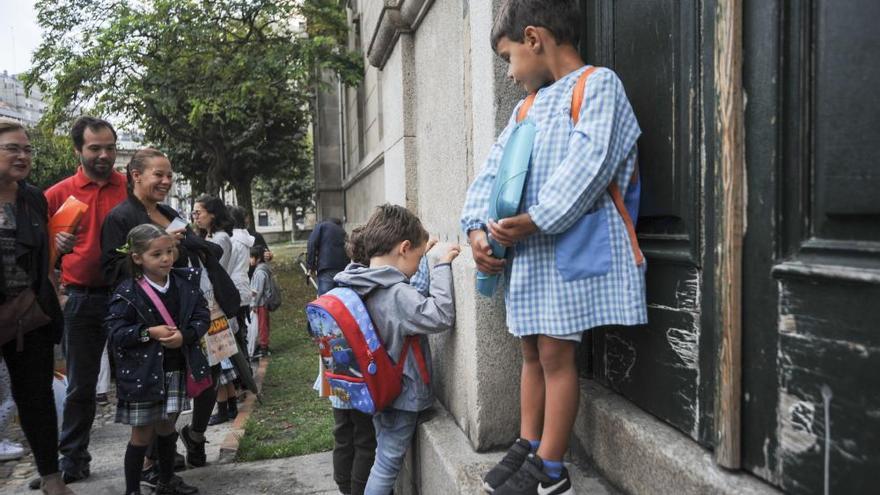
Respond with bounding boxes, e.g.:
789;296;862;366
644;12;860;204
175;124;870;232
305;287;429;414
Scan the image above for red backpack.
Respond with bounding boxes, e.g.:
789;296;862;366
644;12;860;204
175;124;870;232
305;287;429;414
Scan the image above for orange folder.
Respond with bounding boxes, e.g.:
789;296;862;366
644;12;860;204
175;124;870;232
48;195;88;267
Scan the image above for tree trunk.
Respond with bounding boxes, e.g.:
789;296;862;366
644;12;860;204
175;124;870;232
280;209;286;231
232;179;255;224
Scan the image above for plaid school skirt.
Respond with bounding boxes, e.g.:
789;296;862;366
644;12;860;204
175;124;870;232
218;364;239;385
116;371;189;426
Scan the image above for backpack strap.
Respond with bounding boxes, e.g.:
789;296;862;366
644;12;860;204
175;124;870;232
570;67;645;266
396;335;430;385
516;93;536;122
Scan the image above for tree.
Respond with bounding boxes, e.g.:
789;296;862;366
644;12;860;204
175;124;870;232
27;125;77;190
252;135;314;231
25;0;361;216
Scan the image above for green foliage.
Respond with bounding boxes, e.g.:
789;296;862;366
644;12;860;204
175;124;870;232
253;135;314;224
26;125;77;190
26;0;362;215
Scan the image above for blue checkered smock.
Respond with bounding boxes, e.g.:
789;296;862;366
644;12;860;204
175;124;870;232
460;66;648;336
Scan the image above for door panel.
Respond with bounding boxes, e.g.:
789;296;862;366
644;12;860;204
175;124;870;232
581;0;714;446
744;0;880;492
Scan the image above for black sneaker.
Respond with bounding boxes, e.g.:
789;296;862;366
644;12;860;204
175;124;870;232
207;413;228;426
141;465;160;488
252;347;265;358
156;474;199;494
96;393;109;405
495;455;572;495
63;468;90;484
179;425;207;468
483;438;532;492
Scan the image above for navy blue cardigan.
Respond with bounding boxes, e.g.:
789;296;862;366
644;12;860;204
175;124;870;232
105;268;211;402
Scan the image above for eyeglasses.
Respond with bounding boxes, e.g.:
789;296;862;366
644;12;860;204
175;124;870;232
0;144;35;156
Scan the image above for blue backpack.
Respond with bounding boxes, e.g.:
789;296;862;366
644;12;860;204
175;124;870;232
305;287;429;414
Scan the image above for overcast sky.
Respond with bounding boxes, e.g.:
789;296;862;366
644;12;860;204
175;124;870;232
0;0;42;75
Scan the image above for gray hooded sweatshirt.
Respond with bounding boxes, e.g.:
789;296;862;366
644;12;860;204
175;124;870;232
333;262;455;412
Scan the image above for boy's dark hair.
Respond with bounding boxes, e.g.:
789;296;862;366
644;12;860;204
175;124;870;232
126;223;172;278
346;204;429;266
126;148;166;194
195;195;234;236
228;205;247;229
70;116;117;151
490;0;581;52
250;245;266;262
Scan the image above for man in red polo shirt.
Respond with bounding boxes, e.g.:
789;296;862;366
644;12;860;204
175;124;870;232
44;116;127;484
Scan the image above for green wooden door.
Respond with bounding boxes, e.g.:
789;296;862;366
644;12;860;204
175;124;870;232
580;0;719;448
742;1;880;492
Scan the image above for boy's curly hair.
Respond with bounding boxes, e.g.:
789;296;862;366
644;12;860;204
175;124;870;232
491;0;581;52
347;204;429;266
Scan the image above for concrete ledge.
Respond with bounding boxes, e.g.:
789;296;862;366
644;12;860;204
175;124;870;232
398;402;617;495
218;357;269;463
573;379;781;495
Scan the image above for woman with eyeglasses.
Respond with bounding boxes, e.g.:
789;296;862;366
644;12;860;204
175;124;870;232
101;148;239;490
190;195;242;425
0;119;74;494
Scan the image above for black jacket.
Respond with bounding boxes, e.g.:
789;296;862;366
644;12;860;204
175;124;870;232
306;220;348;274
105;268;211;402
0;181;64;343
101;195;241;317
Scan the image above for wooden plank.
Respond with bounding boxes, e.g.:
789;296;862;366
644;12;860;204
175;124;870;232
713;0;745;469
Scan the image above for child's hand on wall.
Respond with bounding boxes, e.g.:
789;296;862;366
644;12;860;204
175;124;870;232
427;235;439;252
468;230;505;274
438;244;461;264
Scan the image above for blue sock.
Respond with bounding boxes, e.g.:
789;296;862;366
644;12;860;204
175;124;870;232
527;439;540;452
542;459;564;480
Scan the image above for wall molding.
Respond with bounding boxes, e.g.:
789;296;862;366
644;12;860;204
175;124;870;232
366;0;435;68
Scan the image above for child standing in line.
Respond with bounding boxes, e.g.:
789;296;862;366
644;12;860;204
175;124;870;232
249;246;274;358
461;1;646;494
333;204;460;495
106;224;210;495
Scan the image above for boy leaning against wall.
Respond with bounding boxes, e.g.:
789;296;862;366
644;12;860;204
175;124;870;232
460;1;647;494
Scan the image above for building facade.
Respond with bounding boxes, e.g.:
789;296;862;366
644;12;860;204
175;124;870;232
0;71;47;126
312;1;879;494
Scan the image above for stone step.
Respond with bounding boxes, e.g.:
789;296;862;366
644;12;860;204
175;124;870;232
397;402;620;495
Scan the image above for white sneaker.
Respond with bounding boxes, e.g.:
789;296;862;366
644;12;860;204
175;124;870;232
0;439;24;461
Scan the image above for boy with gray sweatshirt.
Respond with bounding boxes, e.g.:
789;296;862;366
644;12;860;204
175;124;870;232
333;204;460;495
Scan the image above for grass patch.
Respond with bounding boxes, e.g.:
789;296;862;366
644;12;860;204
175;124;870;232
236;242;334;461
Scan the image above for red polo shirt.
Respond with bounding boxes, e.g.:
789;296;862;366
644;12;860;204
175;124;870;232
44;166;128;287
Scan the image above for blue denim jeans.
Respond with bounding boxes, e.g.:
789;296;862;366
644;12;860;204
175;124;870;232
317;270;339;296
364;408;419;495
59;288;109;474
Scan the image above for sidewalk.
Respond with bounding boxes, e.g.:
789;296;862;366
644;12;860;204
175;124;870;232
1;406;337;495
0;359;338;495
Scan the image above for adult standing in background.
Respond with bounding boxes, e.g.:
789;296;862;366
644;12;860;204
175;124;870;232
191;196;240;425
306;218;348;295
0;119;74;494
43;116;127;485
